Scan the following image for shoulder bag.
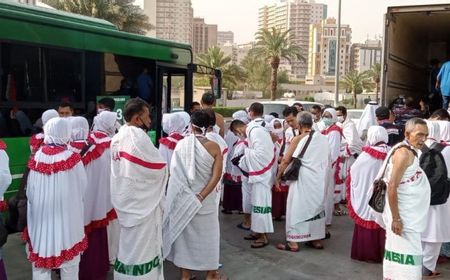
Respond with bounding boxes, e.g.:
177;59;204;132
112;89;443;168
281;131;314;181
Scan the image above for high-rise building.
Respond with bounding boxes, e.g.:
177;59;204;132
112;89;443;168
147;0;193;44
307;18;352;78
217;31;234;46
258;0;327;77
350;39;382;73
192;17;218;55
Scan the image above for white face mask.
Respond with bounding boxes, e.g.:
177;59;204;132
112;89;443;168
272;128;284;140
337;116;345;123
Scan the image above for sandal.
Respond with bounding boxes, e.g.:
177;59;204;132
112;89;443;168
276;242;299;252
237;223;251;231
423;272;441;279
244;233;259;240
333;209;347;216
251;239;269;248
305;241;324;250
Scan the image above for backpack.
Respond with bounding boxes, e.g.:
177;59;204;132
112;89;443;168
419;143;450;205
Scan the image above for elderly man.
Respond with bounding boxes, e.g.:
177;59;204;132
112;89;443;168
382;118;431;280
163;110;224;280
275;112;329;252
111;98;168;280
25;117;87;279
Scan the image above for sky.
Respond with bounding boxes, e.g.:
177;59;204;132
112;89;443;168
137;0;450;44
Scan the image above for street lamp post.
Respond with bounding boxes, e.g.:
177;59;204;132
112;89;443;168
334;0;342;107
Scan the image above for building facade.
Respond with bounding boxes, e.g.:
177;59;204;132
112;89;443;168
192;17;217;55
146;0;193;44
258;0;327;77
218;31;234;46
307;18;352;79
350;39;382;73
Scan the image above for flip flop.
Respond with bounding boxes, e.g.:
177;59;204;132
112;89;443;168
237;223;251;231
244;234;259;240
423;271;441;279
251;240;269;248
276;242;299;252
305;241;324;250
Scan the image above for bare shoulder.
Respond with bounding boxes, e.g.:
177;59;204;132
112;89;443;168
215;112;224;120
392;146;414;165
203;140;221;156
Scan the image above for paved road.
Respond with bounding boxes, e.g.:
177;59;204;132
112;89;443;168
3;213;450;279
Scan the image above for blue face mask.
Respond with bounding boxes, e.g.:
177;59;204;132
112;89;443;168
322;118;335;127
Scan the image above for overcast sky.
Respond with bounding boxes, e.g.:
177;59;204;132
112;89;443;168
138;0;450;44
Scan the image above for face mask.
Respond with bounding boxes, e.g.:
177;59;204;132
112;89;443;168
97;108;106;114
139;117;150;132
272;128;284;139
337;116;345;123
323;118;335;127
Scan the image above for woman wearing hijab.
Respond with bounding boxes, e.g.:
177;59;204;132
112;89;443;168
357;101;380;141
24;117;87;279
69;117;90;154
347;126;389;262
159;112;190;169
321;108;343;235
269;118;288;220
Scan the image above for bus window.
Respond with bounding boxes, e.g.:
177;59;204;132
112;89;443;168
45;48;82;102
0;43;43;102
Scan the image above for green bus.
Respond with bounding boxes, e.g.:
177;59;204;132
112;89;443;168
0;0;221;199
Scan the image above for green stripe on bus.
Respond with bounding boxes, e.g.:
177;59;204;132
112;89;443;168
114;256;161;276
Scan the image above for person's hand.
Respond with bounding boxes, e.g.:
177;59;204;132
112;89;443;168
273;180;282;192
391;220;403;236
196;193;204;203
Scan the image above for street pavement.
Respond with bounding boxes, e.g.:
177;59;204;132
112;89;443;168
3;212;450;279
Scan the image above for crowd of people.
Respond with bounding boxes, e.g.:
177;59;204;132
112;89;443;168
0;92;449;280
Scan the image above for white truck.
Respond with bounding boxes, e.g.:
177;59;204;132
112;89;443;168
381;4;450;106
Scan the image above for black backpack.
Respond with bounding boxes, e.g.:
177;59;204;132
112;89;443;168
420;143;450;205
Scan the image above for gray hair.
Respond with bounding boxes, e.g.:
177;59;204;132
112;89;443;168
297;111;313;128
405;118;427;133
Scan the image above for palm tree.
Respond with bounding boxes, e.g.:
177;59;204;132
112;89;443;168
197;46;235;93
340;71;373;108
253;27;303;100
367;63;382;102
42;0;152;34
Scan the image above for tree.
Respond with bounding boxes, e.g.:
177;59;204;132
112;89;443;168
240;52;271;96
340;71;373;108
253;27;303;100
197;46;237;96
367;63;382;102
42;0;152;34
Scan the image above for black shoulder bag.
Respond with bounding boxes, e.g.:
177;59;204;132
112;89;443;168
281;131;314;181
368;144;417;213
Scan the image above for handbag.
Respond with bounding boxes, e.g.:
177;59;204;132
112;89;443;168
6;167;28;233
368;144;417;213
282;131;314;181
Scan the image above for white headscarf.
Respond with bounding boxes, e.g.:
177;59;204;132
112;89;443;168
162;112;189;135
264;114;275;124
93;111;117;137
44;117;71;145
42;109;59;126
70;116;89;141
232;110;249;124
269;118;284;140
357;102;379;137
425;120;441;147
366;126;389;146
439;121;450;142
323;108;338;122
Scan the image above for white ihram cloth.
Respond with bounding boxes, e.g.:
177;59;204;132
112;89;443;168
206;131;228;206
421;121;450;271
357;102;379;140
286;132;328;242
25;118;87;271
231;140;250;213
223;130;239;181
337;117;364;199
382;142;431;280
348;126;389;228
437;120;450;142
239;120;275;233
111;125;168;280
164;134;220;271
